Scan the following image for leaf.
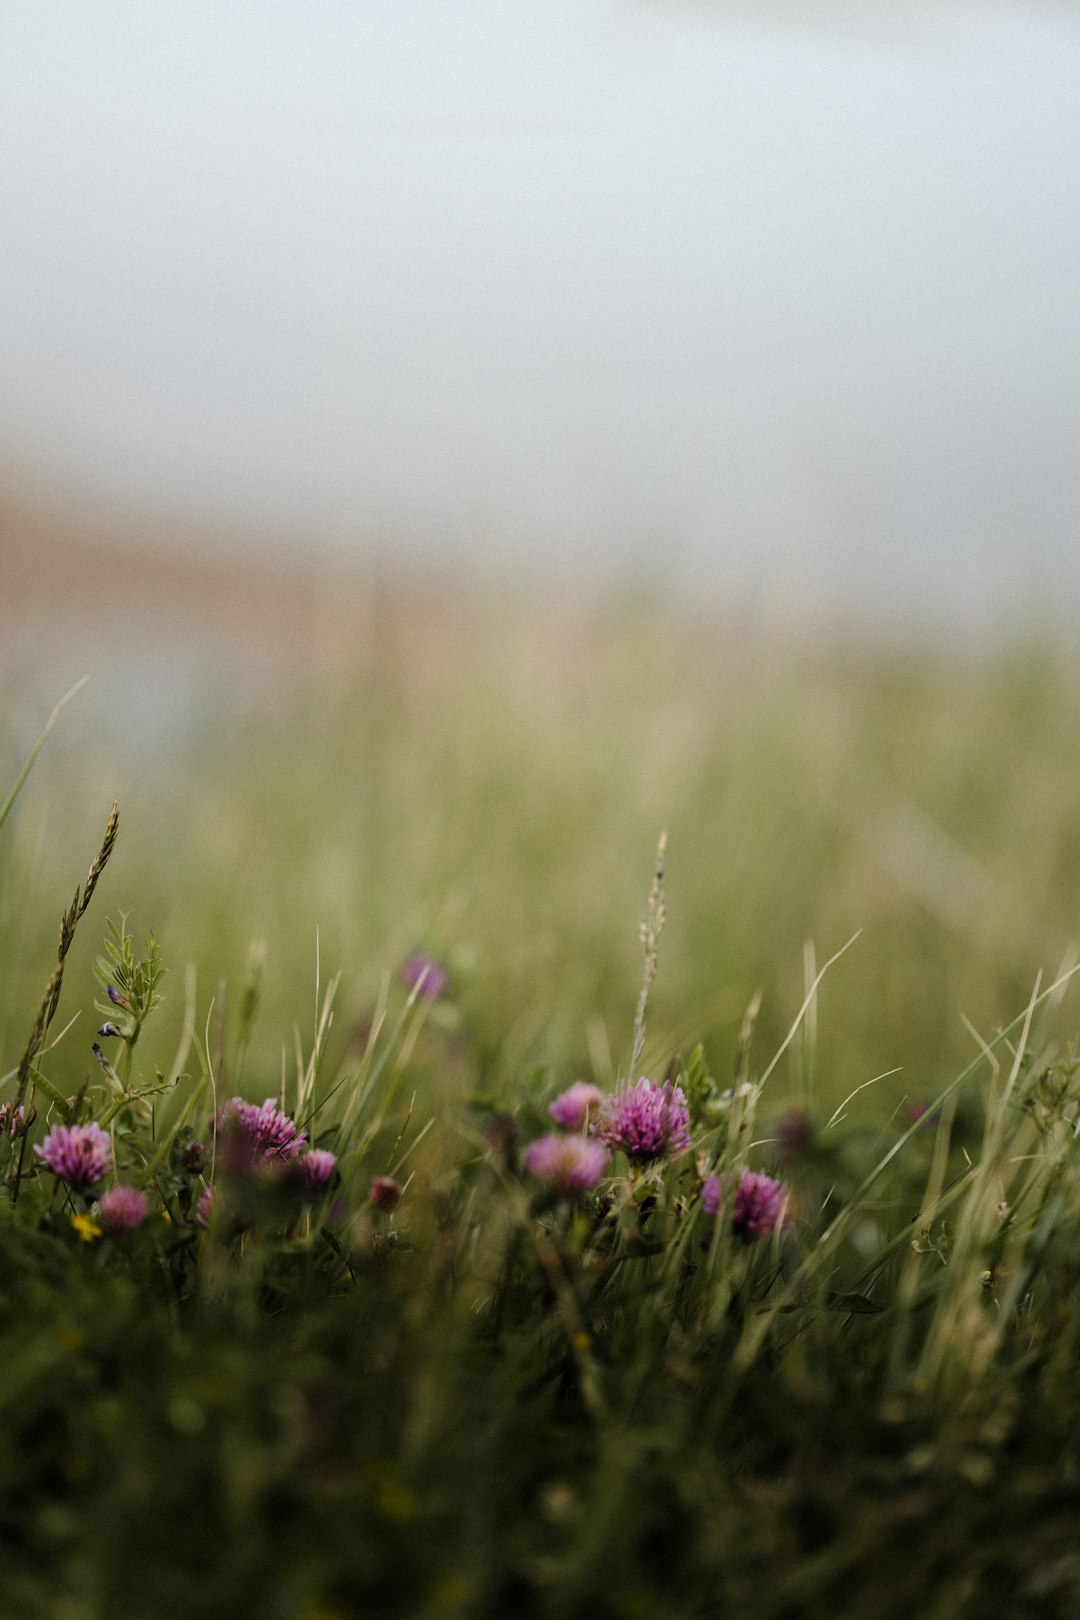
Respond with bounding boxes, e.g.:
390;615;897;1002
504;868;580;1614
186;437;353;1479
27;1066;73;1122
826;1291;883;1315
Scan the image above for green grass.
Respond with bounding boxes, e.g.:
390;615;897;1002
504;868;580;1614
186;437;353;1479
2;593;1080;1618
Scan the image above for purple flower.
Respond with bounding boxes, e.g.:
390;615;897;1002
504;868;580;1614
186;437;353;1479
370;1174;402;1211
523;1134;609;1195
597;1078;691;1160
0;1102;26;1139
98;1185;149;1233
400;953;448;999
775;1107;815;1165
34;1122;113;1190
548;1082;604;1133
218;1097;308;1167
180;1139;206;1174
195;1183;216;1227
702;1168;792;1240
906;1099;934;1133
292;1149;337;1197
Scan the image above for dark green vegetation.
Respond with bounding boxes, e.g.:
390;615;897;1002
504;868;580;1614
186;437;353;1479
3;606;1080;1619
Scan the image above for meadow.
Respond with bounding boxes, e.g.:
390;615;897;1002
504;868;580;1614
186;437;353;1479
2;573;1080;1618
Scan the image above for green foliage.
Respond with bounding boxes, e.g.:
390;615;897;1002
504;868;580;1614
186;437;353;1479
94;916;166;1040
3;632;1080;1615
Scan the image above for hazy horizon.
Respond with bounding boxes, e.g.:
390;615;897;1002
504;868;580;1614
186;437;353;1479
3;0;1079;627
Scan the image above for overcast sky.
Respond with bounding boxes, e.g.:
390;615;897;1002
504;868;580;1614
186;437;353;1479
2;1;1079;624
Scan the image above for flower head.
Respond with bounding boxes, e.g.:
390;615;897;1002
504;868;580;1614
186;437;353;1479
98;1185;149;1234
597;1079;691;1160
218;1097;308;1167
71;1212;102;1243
906;1099;934;1132
195;1183;216;1227
702;1167;791;1240
180;1139;206;1174
523;1134;609;1195
0;1102;26;1139
35;1122;113;1190
548;1081;604;1133
292;1149;337;1197
369;1174;402;1212
400;953;448;999
775;1107;815;1164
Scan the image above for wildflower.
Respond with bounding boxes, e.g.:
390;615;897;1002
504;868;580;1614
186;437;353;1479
523;1134;609;1195
400;953;448;999
195;1184;216;1227
369;1174;402;1211
218;1097;308;1166
548;1081;603;1133
597;1078;691;1160
98;1185;149;1233
96;1022;124;1039
701;1167;791;1240
35;1122;113;1190
292;1149;337;1197
179;1139;206;1174
0;1102;26;1139
775;1107;815;1164
71;1212;103;1243
906;1099;934;1132
484;1112;518;1167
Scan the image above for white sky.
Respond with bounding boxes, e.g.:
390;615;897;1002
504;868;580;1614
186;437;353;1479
2;1;1079;622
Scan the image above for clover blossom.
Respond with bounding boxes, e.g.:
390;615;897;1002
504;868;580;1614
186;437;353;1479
401;953;448;999
34;1122;113;1190
548;1082;604;1133
218;1097;308;1166
775;1107;814;1165
98;1185;149;1233
523;1134;608;1195
701;1167;791;1240
292;1149;337;1197
370;1175;402;1211
597;1078;691;1160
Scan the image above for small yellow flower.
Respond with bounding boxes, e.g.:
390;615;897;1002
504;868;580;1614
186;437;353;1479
71;1213;102;1243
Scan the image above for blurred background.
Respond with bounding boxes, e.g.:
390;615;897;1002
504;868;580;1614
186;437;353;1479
2;1;1079;1114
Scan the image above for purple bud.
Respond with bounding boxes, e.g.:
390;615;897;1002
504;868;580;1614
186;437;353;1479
523;1134;608;1194
0;1102;26;1139
292;1149;337;1197
484;1113;519;1166
98;1185;149;1234
400;953;448;1000
180;1140;206;1174
370;1175;402;1212
702;1168;793;1240
548;1082;604;1132
97;1022;124;1039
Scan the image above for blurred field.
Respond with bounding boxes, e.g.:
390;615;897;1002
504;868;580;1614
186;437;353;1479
3;489;1079;1121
